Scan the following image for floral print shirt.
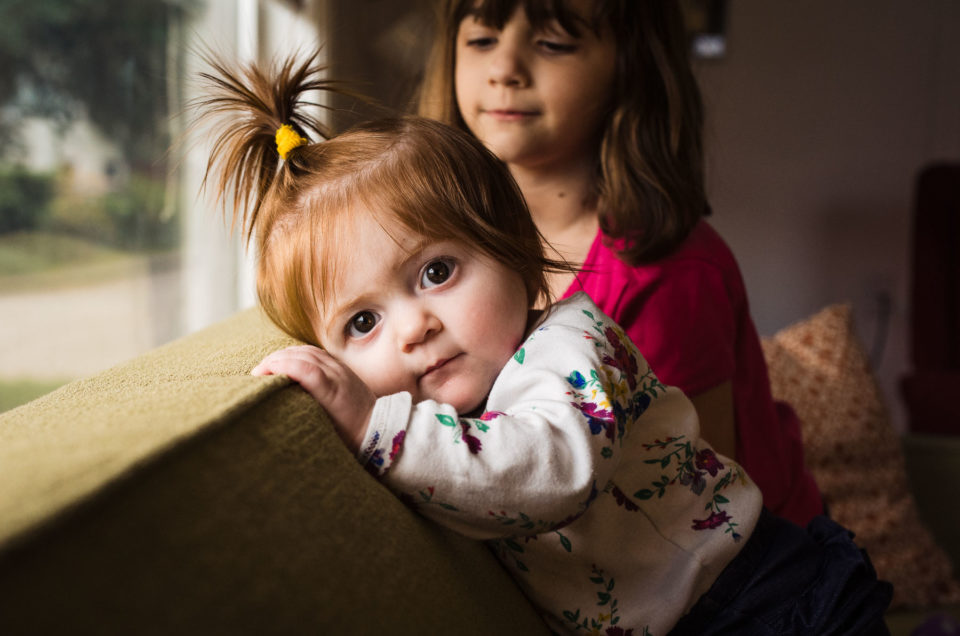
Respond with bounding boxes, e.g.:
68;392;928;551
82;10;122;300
358;293;762;635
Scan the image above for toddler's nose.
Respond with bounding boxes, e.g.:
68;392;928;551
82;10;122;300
398;305;442;353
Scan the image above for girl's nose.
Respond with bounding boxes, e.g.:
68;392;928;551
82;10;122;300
488;41;529;88
398;305;442;353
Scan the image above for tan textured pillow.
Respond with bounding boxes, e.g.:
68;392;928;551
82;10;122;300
761;304;960;609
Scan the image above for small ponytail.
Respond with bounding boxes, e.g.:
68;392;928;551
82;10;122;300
193;50;336;243
191;49;560;346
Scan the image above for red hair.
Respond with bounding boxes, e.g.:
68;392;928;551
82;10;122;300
193;52;568;344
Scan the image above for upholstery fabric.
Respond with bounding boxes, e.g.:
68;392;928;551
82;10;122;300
761;304;960;609
0;307;549;635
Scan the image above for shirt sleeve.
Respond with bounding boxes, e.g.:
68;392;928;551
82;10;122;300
616;261;737;398
356;299;671;541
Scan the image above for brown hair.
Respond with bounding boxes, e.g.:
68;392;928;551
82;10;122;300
418;0;708;264
193;52;566;345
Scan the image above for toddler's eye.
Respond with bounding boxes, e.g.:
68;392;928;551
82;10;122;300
348;311;378;337
422;258;454;288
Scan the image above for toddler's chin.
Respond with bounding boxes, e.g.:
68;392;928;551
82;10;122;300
441;393;483;416
431;380;493;416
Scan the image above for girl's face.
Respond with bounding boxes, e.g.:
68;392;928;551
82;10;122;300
315;211;530;415
454;0;616;172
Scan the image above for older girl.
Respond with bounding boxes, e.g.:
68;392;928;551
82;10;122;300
417;0;823;528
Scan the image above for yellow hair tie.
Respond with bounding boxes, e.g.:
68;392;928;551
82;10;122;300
275;124;306;160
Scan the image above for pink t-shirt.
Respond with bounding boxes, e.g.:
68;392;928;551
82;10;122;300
564;220;822;527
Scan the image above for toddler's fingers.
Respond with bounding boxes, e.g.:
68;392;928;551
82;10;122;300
251;345;328;375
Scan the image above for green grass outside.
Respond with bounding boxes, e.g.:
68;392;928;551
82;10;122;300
0;231;129;274
0;231;149;292
0;378;70;414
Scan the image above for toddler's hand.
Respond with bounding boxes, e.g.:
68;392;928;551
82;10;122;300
251;345;375;453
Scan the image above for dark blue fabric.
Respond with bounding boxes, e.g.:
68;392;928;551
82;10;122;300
668;509;893;636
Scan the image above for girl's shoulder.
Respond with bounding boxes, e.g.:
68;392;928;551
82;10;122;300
584;221;742;286
566;222;750;336
644;220;738;272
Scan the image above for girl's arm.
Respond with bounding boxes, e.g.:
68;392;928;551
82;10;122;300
688;381;737;460
614;258;741;461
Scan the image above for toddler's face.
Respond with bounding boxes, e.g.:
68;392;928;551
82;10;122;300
315;213;530;414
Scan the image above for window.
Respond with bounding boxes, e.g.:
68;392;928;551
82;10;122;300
0;0;326;413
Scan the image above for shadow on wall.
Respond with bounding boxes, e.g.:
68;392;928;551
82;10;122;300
813;202;910;432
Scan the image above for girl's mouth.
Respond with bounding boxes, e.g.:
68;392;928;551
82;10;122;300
484;109;538;122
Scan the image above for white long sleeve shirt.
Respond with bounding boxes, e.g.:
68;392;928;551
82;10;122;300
358;293;762;634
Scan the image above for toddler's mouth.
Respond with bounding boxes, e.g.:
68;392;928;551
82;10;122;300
419;354;463;386
423;358;450;375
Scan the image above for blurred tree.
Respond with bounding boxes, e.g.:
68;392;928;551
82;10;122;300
0;0;199;173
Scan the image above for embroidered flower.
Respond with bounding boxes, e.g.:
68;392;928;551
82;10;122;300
603;326;639;390
389;431;406;462
612;401;626;435
679;467;706;495
633;392;652;417
459;420;482;454
574;401;616;439
695;448;724;476
567;370;588;389
480;410;505;421
692;510;732;530
364;449;385;477
611;486;639;512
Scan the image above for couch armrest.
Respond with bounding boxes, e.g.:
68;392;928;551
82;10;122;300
0;308;548;635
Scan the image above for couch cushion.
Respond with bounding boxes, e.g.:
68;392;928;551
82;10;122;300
0;307;548;635
762;304;960;609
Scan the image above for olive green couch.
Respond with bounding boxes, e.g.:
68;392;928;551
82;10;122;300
1;306;957;634
0;308;549;635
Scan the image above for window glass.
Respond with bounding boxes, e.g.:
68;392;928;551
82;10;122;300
0;0;195;412
0;0;327;414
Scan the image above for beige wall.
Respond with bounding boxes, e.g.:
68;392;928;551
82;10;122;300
694;1;960;431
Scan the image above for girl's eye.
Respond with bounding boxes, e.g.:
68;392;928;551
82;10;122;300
465;36;496;49
348;311;378;338
421;258;454;288
537;39;577;54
